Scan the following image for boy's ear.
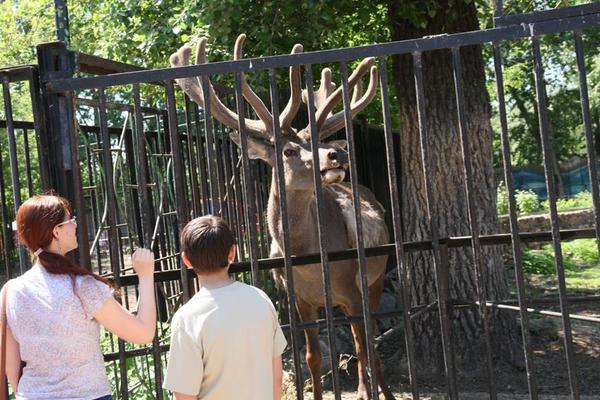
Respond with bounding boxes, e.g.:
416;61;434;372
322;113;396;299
181;252;194;270
228;244;237;264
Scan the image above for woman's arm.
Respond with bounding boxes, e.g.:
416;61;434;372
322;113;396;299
94;248;156;344
2;284;22;392
272;355;283;400
6;323;21;391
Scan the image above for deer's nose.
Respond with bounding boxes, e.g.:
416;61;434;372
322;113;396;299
327;151;338;161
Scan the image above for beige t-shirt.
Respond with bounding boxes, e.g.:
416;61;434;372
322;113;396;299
163;281;287;399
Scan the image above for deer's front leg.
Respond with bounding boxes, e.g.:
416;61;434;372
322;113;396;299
297;300;322;400
343;300;371;400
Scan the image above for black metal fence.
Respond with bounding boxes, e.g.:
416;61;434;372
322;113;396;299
1;2;600;400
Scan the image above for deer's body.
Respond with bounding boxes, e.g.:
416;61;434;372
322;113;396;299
171;34;395;400
270;181;389;302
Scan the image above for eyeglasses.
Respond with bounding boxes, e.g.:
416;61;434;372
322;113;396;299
56;216;77;227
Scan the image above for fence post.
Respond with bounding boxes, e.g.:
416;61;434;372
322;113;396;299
36;41;91;269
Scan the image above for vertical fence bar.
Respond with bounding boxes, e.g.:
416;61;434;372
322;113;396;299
2;77;28;274
377;56;420;399
71;93;92;273
123;122;144;252
450;46;496;399
230;142;247;259
492;42;538;399
304;66;341;400
232;73;260;285
412;51;458;399
267;68;305;400
192;103;210;215
494;0;504;19
200;78;221;216
133;83;163;399
28;68;51;191
165;80;192;301
53;0;69;43
98;87;129;400
574;31;600;255
0;103;12;280
214;133;228;218
37;42;91;270
184;95;201;217
220;135;236;230
23;129;34;197
339;61;378;399
531;35;579;399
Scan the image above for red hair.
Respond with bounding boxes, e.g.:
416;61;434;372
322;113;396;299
16;194;114;289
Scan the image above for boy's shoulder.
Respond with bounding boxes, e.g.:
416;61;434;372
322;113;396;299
171;290;215;326
234;281;273;304
172;282;274;321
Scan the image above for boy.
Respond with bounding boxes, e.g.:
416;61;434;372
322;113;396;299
163;215;287;400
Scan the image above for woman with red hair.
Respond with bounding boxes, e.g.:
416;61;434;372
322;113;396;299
1;194;156;400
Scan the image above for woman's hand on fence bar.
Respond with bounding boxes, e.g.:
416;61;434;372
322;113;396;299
132;248;155;280
93;248;157;344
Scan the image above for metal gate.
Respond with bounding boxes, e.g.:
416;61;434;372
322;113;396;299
2;2;600;400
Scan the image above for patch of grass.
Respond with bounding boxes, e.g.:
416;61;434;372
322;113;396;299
565;266;600;290
517;239;600;292
521;247;577;275
541;191;594;212
561;238;599;266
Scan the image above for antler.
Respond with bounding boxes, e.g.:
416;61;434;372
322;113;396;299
170;39;269;139
299;58;378;142
279;44;303;131
170;34;304;141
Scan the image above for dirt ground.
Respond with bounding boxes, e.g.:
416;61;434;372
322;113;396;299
283;300;600;400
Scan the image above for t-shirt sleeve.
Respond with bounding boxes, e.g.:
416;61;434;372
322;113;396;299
273;321;287;356
163;314;204;395
263;293;287;356
76;276;113;319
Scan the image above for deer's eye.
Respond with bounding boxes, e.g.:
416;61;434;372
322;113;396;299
283;148;297;158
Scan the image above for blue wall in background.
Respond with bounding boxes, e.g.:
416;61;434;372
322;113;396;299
511;162;600;200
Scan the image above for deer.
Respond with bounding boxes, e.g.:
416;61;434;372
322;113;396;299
170;34;395;400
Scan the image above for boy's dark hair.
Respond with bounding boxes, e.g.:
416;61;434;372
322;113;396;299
180;215;237;274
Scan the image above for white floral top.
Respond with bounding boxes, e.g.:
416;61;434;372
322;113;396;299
6;264;113;400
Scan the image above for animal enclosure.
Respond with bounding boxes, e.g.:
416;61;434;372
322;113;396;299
1;2;600;400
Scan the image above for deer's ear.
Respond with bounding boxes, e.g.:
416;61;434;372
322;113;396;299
329;139;348;150
230;133;275;165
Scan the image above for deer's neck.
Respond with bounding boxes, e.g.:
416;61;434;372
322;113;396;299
267;174;316;252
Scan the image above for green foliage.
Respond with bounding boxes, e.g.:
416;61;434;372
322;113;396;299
515;189;541;214
562;238;599;266
522;247;563;275
520;239;598;276
521;246;577;275
497;180;509;215
499;186;596;216
496;182;544;217
541;190;594;211
486;0;600;168
101;325;171;399
0;0;55;121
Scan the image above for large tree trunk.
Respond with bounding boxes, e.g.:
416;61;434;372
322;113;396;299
386;0;520;375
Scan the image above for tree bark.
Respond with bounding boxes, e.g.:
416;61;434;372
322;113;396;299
386;0;520;375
